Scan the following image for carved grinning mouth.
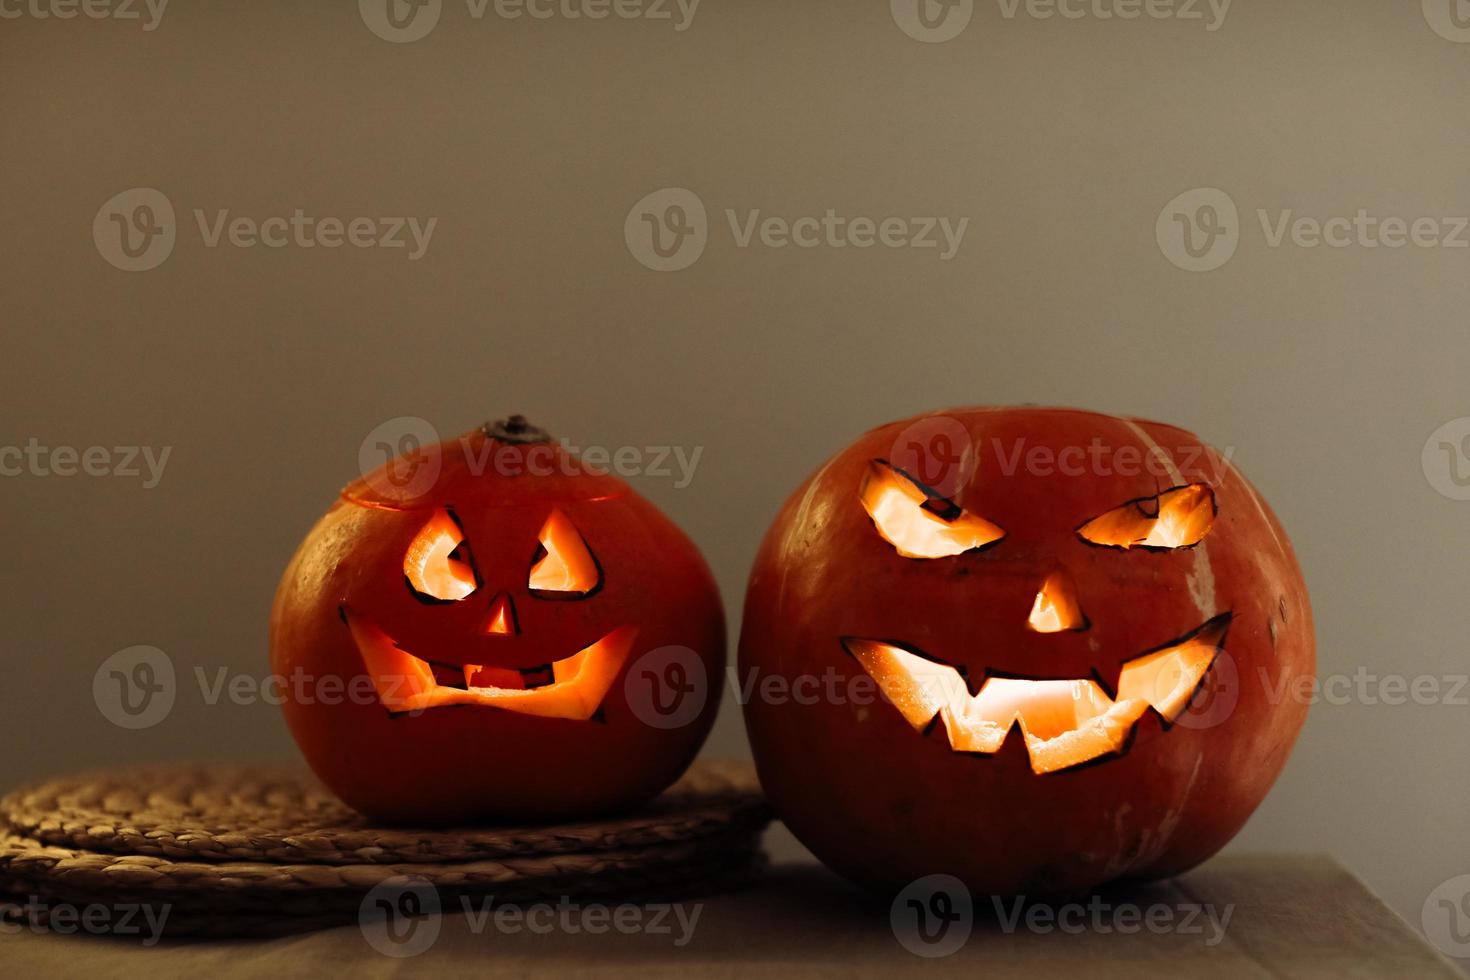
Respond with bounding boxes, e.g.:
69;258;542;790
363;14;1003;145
842;612;1231;774
340;606;636;719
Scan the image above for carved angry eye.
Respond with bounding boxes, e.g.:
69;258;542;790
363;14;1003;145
404;508;480;603
860;460;1006;559
1076;484;1217;551
528;509;601;598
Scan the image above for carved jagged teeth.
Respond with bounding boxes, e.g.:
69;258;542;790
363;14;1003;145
457;663;557;692
519;665;555;690
843;616;1231;773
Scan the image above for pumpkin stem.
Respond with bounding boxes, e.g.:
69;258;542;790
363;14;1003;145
483;415;553;444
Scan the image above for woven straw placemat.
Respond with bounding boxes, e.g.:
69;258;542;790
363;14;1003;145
3;759;768;864
0;760;772;937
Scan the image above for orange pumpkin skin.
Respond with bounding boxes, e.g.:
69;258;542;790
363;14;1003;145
739;407;1313;895
270;422;724;824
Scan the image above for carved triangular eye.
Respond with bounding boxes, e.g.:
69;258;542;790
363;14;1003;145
404;508;480;602
1076;484;1216;550
528;509;601;597
859;460;1005;559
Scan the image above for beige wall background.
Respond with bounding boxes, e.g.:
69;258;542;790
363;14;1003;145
4;0;1469;962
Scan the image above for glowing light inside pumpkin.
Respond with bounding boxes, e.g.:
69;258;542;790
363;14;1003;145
529;509;600;594
404;509;478;601
1027;571;1087;633
844;614;1229;773
484;592;517;635
345;608;637;719
860;460;1005;559
1076;484;1216;550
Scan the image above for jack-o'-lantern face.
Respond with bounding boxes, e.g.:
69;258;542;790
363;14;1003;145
342;505;635;720
739;406;1314;894
845;461;1230;773
271;418;726;824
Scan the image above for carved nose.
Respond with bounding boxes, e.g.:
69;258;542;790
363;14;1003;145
1027;570;1088;633
484;592;519;636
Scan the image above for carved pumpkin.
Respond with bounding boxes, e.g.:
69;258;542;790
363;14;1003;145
739;406;1313;894
270;418;724;824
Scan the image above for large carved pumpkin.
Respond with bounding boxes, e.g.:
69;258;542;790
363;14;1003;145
271;418;724;824
739;406;1312;894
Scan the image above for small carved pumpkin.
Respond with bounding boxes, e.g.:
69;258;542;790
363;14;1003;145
271;418;724;824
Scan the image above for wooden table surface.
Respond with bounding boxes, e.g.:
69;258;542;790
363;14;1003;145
1;845;1459;978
